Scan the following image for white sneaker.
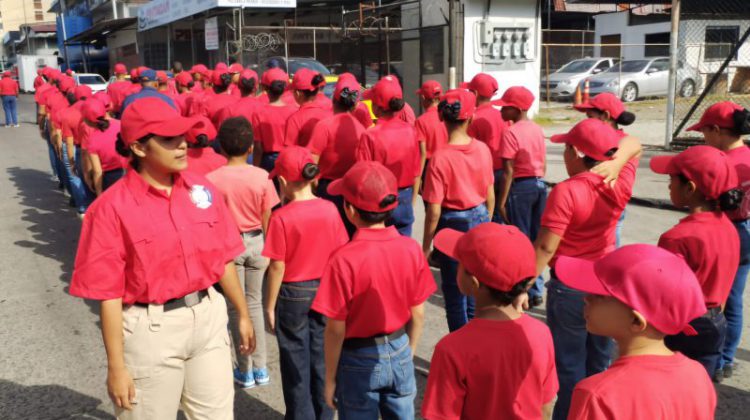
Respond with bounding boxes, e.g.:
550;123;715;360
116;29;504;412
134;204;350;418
77;212;85;221
13;124;19;128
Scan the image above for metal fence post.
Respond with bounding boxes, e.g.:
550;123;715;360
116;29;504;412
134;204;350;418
665;0;681;149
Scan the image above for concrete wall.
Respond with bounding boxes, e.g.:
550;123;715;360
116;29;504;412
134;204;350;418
593;11;670;60
678;19;750;89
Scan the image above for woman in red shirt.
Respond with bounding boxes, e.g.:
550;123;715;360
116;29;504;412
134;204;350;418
82;98;126;194
69;98;255;419
284;69;332;148
1;71;20;127
252;68;297;174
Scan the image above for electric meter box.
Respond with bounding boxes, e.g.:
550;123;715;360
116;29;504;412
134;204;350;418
475;19;536;69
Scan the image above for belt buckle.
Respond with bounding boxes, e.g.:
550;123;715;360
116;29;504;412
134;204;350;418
184;291;201;307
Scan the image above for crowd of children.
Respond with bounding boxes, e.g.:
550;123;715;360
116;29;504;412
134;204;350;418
24;58;746;419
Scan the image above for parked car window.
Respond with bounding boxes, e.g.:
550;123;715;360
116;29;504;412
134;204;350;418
606;60;649;73
647;60;670;72
556;60;597;73
594;61;611;72
288;59;331;76
77;75;106;85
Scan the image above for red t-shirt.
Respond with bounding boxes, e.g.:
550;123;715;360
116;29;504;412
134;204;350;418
252;103;298;153
726;146;750;221
542;160;637;266
415;106;449;159
499;119;546;178
0;78;19;95
60;101;85;143
422;316;558;420
312;226;436;338
284;101;333;147
226;96;263;128
204;92;239;130
70;170;244;304
262;198;348;282
422;140;494;210
353;102;374;129
46;92;70;130
35;83;53;105
107;80;133;113
206;165;280;232
395;102;416;125
468;104;509;170
308;113;366;180
187;148;228;176
174;92;197;117
568;353;715;420
86;119;127;172
314;93;333;110
658;212;739;308
33;75;45;89
356;115;421;188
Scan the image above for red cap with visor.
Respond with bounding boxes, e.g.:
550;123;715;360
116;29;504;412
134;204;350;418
550;118;621;161
688;101;745;132
491;86;535;111
363;75;403;110
574;92;625;119
328;161;399;212
416;80;443;100
650;145;738;200
439;89;476;121
262;68;288;86
460;73;498;98
120;97;204;146
269;146;316;182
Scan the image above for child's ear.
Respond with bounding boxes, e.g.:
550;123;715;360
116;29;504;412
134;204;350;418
686;180;698;196
630;310;648;333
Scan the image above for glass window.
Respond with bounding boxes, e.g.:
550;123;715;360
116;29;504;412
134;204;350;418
34;0;43;10
644;32;670;57
556;60;597;73
647;60;670;72
607;60;649;73
594;60;611;71
35;11;44;21
78;75;106;85
705;26;739;61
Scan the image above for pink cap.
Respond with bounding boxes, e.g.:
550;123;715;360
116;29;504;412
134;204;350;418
58;76;76;93
328;161;399;212
129;68;140;80
334;76;360;101
185;115;217;144
269;146;316;182
211;70;230;87
438;89;476;121
416;80;443;100
574;92;626;119
555;244;707;336
550;118;621;161
82;98;107;123
363;75;403;110
229;63;244;74
190;64;209;76
73;84;93;100
120;98;203;146
113;63;127;75
688;101;745;132
650;145;738;200
156;71;169;84
434;224;536;292
214;62;228;74
292;68;324;91
262;68;288;86
491;86;535;111
240;69;258;83
175;71;193;87
93;91;112;111
460;73;498;98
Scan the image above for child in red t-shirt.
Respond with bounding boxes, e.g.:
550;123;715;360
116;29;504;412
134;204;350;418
311;161;436;419
555;244;716;420
650;145;741;379
423;223;558;420
262;146;349;419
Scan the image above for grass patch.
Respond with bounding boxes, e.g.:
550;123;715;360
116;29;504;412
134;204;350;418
534;114;574;126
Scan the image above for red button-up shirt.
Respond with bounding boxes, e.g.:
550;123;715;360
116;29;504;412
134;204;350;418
70;170;244;304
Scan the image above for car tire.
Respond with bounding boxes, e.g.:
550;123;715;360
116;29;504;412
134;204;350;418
621;83;638;103
679;80;696;97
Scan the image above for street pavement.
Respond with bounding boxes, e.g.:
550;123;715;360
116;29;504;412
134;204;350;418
1;95;748;419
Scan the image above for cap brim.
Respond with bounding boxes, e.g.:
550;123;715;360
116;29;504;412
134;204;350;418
573;103;596;113
649;155;676;175
686;122;703;132
153;116;204;139
490;99;510;107
433;229;464;261
554;256;610;296
459;82;471;90
549;133;569;144
326;178;345;197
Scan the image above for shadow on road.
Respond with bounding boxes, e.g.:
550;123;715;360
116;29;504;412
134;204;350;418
0;379;113;419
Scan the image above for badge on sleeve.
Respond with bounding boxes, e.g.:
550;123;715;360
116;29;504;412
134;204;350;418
189;185;213;209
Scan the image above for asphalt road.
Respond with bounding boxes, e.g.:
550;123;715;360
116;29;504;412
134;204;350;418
1;95;748;419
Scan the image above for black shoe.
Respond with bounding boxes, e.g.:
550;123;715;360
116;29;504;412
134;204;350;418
712;368;724;383
529;296;544;308
723;364;734;379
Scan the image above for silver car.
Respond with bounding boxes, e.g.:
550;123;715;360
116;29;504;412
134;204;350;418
586;57;702;102
540;58;617;99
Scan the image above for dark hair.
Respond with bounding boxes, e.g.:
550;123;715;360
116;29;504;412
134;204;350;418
335;87;358;110
190;134;211;148
301;162;320;180
350;194;398;224
116;133;153;171
213;73;232;93
65;92;77;105
239;77;256;96
95;117;110;132
217;116;254;157
732;109;750;136
582;148;618;169
388;97;405;112
297;74;325;98
172;61;183;73
485;279;533;306
616;111;636;126
438;100;463;123
268;80;286;98
677;173;744;211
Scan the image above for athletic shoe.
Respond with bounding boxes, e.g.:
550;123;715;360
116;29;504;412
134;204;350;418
234;368;256;389
724;364;734;379
712;367;724;383
13;124;19;128
77;212;85;221
253;367;270;386
529;296;544;308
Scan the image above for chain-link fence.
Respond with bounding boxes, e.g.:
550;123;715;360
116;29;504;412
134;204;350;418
672;0;750;142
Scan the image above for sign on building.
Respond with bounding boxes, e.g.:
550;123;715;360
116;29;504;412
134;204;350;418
137;0;297;32
205;17;219;50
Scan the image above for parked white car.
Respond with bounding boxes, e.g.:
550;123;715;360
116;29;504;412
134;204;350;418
74;73;108;93
540;58;618;100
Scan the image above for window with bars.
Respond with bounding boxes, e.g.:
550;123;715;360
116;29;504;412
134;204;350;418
705;26;739;61
35;11;44;21
34;0;43;10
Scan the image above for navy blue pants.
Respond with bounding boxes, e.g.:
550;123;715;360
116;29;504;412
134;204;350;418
317;178;356;238
666;309;727;378
507;177;548;298
387;187;415;237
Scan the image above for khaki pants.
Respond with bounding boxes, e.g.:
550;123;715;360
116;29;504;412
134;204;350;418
117;286;234;420
229;232;269;372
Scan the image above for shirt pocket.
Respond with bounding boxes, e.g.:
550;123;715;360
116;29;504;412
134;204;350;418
188;208;223;256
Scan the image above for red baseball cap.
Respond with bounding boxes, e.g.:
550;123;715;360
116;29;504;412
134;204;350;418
650;145;738;200
58;76;76;93
240;69;258;84
460;73;498;98
269;146;316;182
211;70;230;87
190;64;209;77
550;118;621;161
82;98;107;123
156;71;169;84
120;97;204;146
439;89;476;121
185;115;217;144
74;85;93;100
491;86;535;111
416;80;443;100
93;91;112;111
129;68;140;80
175;71;193;87
334;76;360;101
555;244;707;336
114;63;127;75
434;224;536;292
574;92;625;119
328;161;398;212
688;101;745;132
66;69;74;76
363;75;403;110
292;68;324;91
337;72;358;84
229;63;244;74
2;71;11;77
214;62;228;73
262;68;288;86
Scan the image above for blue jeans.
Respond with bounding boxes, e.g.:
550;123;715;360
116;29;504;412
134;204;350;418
666;309;727;377
317;178;355;238
491;169;504;223
336;333;416;419
615;209;626;248
102;169;125;192
507;177;548;298
2;95;17;125
547;277;613;420
721;219;750;369
260;151;280;173
43;122;60;181
387;187;415;237
61;143;92;214
276;280;332;420
435;204;490;332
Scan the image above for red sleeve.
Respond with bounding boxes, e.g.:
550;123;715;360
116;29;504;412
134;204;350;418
263;179;281;212
61;112;77;139
415;118;427;143
410;250;437;306
311;257;353;321
261;214;286;261
307;120;329;155
422;159;445;205
421;340;466;420
499;128;519;161
284;114;301;147
541;183;575;237
355;131;375;162
568;388;614;420
355;103;374;128
657;231;689;260
542;330;560;404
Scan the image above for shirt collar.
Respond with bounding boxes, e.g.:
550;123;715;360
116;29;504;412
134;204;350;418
124;169;190;205
352;226;400;241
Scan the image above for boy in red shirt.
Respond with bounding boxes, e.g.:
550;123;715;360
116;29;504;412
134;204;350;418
312;161;436;418
536;119;641;420
650;145;740;379
495;86;547;307
414;80;448;188
423;223;558;420
556;244;716;420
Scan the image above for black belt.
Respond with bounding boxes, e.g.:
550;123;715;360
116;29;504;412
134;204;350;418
242;229;262;237
135;288;209;312
343;328;406;350
513;176;542;183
